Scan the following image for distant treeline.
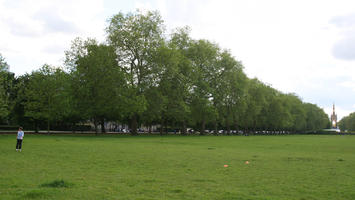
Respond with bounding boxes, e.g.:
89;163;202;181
0;10;330;135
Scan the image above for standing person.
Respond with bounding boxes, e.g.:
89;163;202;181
16;127;24;152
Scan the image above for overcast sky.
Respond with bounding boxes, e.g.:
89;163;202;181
0;0;354;120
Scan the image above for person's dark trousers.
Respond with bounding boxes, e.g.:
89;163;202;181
16;139;23;149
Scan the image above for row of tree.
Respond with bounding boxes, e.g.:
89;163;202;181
339;112;355;132
0;10;330;135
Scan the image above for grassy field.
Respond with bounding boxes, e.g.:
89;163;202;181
1;134;355;200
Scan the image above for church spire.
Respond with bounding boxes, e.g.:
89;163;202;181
331;103;337;128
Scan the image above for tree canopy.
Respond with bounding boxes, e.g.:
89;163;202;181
339;112;355;132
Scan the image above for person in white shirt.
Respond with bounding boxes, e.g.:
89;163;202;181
16;127;24;152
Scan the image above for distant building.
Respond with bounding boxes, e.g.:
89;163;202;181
330;104;337;128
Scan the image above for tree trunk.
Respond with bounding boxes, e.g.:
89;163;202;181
130;114;138;135
226;119;230;135
214;120;218;135
148;125;152;134
159;117;163;135
200;120;205;135
47;120;50;135
234;121;238;134
35;120;39;133
181;121;187;135
164;121;168;134
100;118;105;133
94;120;98;135
72;122;76;133
253;120;257;133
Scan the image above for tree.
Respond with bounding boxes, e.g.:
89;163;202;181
304;103;329;132
0;54;10;122
2;71;16;124
11;74;33;129
241;79;270;132
24;65;70;133
167;27;194;134
65;38;126;133
284;94;307;132
0;54;9;72
140;86;165;133
266;94;293;131
153;42;192;134
213;50;247;134
107;10;165;135
187;39;220;135
339;112;355;132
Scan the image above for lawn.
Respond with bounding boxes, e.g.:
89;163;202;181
1;134;355;200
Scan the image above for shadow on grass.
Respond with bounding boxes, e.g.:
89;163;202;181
40;179;74;188
22;190;47;199
170;189;183;193
285;157;316;162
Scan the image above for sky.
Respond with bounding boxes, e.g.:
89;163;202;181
0;0;354;120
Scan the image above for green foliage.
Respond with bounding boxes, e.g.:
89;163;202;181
213;50;247;133
0;53;9;71
107;10;165;134
153;42;192;133
339;112;355;132
23;65;71;132
65;39;126;133
187;40;221;134
10;74;34;128
304;103;329;131
0;53;10;121
242;79;270;130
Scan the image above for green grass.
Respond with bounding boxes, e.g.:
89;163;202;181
1;134;355;200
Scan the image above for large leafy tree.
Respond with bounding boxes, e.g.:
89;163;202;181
65;38;126;133
107;10;164;135
166;27;193;134
24;65;70;132
11;74;32;128
187;39;221;135
213;50;247;134
144;27;194;135
153;43;192;134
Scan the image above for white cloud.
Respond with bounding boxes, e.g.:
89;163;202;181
330;13;355;28
330;13;355;61
0;0;105;75
33;8;80;34
5;17;43;37
338;78;355;92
